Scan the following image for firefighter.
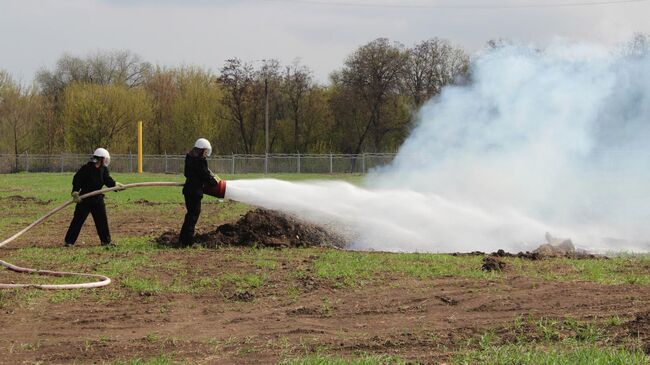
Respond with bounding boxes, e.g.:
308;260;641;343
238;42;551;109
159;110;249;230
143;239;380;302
64;148;124;247
178;138;219;247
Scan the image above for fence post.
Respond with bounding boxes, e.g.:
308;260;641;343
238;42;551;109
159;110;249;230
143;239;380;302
264;153;268;174
231;154;235;174
25;152;29;173
329;153;333;174
297;153;301;173
361;153;365;173
60;154;64;173
129;152;133;173
164;152;168;174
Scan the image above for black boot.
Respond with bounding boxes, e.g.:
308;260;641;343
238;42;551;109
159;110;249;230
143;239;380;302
101;241;116;249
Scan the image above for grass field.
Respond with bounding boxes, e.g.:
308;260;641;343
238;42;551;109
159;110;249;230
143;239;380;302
1;173;649;364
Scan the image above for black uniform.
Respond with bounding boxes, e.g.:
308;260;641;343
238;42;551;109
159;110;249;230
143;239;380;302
64;162;116;246
178;149;218;247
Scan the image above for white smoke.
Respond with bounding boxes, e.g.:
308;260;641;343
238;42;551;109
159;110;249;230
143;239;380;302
226;41;650;253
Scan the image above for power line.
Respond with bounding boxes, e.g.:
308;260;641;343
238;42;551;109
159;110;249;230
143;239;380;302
255;0;650;9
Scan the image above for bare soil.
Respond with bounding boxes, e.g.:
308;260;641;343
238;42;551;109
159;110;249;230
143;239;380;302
1;206;650;364
628;311;650;353
2;257;650;364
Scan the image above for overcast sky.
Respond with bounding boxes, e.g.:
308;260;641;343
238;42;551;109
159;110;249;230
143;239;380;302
1;0;649;83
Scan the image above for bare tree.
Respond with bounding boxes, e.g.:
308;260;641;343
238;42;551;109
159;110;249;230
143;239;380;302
86;50;151;86
37;50;151;90
334;38;408;153
403;38;469;107
219;59;257;154
36;50;151;104
282;60;313;152
258;59;283;153
0;70;9;91
486;38;513;49
622;33;650;58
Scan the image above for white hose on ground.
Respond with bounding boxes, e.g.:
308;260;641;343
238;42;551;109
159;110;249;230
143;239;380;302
0;182;184;290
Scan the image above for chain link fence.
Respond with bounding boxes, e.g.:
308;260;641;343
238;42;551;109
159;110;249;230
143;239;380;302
0;153;397;174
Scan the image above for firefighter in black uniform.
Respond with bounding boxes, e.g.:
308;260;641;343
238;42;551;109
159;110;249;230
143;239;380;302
178;138;219;247
64;148;124;247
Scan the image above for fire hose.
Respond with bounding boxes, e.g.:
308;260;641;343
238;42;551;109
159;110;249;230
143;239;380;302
0;181;226;290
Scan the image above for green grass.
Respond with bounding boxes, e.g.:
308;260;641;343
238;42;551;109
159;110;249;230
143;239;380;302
222;272;265;290
121;277;164;293
454;345;649;365
1;244;277;299
3;244;650;303
505;256;650;285
502;315;627;346
455;317;649;365
311;250;650;287
109;354;176;365
49;289;82;303
279;354;405;365
314;251;497;286
6;246;91;267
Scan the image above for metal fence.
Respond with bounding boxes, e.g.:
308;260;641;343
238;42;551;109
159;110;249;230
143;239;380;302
0;153;397;174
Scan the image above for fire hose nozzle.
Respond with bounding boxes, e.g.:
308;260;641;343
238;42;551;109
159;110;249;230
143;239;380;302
203;180;227;199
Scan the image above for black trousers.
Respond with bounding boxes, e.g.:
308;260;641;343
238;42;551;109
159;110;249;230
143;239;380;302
64;196;111;245
179;194;202;247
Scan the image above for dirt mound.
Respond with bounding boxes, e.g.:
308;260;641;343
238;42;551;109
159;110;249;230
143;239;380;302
490;249;541;260
157;209;346;249
130;198;162;206
481;256;506;271
492;248;599;260
156;231;179;246
1;195;52;205
453;248;600;260
451;250;539;259
453;233;599;260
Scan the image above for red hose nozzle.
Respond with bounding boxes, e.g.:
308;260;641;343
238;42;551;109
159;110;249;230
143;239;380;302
203;180;227;198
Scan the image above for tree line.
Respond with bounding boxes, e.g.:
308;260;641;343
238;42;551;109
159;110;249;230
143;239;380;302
3;34;649;158
2;37;470;156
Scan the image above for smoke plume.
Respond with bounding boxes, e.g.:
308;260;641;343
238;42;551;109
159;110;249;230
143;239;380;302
227;41;650;253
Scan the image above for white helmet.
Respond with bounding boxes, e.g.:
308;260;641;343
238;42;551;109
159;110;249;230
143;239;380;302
194;138;212;157
93;148;111;166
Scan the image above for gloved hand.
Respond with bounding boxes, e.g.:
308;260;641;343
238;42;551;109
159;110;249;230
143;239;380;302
115;182;126;191
71;191;82;203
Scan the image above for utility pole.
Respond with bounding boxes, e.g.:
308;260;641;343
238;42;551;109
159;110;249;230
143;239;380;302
264;74;269;174
255;58;272;174
265;77;269;156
